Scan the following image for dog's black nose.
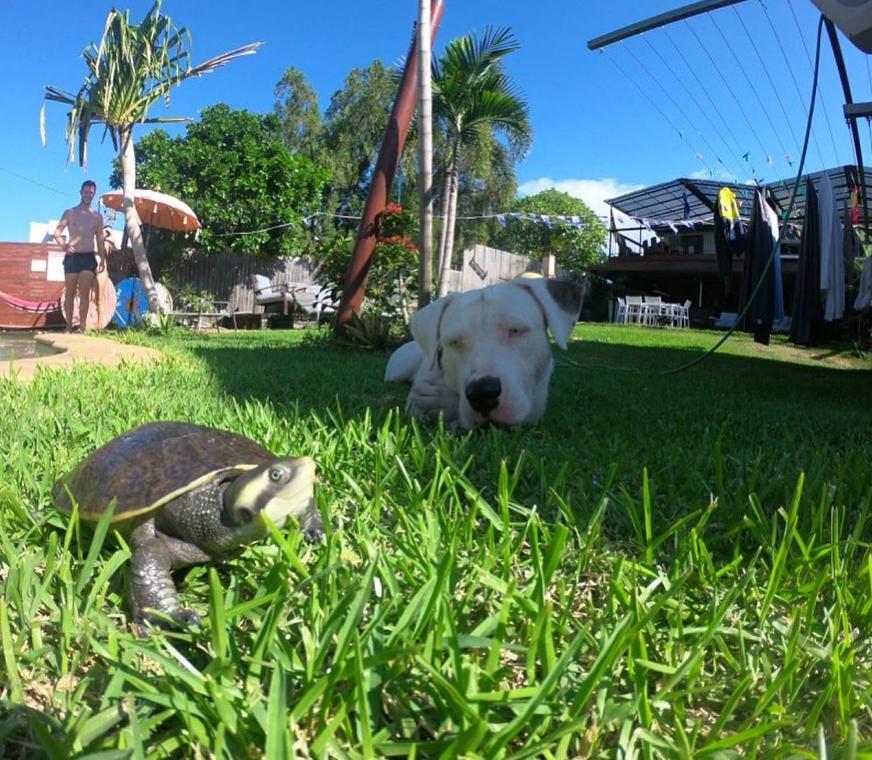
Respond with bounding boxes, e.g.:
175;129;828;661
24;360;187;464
466;376;502;414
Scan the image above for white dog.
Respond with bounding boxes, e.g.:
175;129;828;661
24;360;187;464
385;277;584;429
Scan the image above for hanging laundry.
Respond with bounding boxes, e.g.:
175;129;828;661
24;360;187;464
843;199;861;274
850;184;861;225
846;166;862;225
818;172;845;321
713;186;744;298
738;189;778;346
790;178;824;346
854;257;872;311
765;194;784;326
609;207;619;255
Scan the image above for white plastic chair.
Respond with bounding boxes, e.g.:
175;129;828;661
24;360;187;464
625;295;644;324
642;296;663;326
615;296;628;324
672;299;691;328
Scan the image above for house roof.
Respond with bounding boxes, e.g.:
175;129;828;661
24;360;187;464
607;165;872;228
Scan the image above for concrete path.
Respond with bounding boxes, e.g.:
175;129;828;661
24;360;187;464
0;332;161;381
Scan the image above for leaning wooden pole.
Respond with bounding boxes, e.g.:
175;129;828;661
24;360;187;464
334;0;444;334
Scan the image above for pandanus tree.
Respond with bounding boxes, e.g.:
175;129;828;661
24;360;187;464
41;0;261;313
432;26;532;297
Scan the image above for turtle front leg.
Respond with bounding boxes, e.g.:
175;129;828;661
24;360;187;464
300;504;324;542
129;525;202;636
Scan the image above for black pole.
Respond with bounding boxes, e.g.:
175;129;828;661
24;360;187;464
823;17;869;240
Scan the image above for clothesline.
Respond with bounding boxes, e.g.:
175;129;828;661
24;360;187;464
158;204;817;241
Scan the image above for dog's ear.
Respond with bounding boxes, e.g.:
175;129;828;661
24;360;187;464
409;294;455;356
514;278;584;349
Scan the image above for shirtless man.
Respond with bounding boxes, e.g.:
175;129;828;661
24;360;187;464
53;180;106;332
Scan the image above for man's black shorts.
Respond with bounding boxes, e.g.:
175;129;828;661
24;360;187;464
63;252;97;275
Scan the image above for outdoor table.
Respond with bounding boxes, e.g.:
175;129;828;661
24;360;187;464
172;301;237;331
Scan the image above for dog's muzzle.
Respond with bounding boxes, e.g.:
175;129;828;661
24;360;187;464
466;376;502;415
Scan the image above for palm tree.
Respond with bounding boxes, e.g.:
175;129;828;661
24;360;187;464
432;26;531;297
42;1;261;313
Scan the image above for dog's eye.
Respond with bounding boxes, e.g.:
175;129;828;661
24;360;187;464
445;337;464;350
508;327;528;338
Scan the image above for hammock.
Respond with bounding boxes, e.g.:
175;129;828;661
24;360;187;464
0;289;61;313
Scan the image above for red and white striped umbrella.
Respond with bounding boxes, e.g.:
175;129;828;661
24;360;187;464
100;189;201;233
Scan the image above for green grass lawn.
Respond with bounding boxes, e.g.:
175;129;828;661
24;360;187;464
1;323;871;757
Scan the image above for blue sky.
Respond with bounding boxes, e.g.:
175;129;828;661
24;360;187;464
1;0;869;241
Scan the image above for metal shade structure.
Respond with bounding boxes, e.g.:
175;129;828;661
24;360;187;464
607;166;872;229
100;189;201;233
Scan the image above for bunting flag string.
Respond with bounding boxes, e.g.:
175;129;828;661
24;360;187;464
495;212;587;230
216;209;748;237
215;207;721;240
608;210;703;232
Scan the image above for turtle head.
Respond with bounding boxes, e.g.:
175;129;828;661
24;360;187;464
221;456;316;530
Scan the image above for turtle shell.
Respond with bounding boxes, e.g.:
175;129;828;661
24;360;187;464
53;421;277;522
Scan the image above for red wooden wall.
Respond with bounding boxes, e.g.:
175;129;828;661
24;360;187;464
0;243;66;329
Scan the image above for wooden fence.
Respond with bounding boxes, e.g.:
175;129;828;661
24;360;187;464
110;244;544;314
443;244;540;292
110;250;322;313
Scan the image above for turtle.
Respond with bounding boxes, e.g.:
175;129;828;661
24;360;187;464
53;421;322;635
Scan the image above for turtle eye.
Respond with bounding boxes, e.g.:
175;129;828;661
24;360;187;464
269;467;285;483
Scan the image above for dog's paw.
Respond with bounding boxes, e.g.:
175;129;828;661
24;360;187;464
407;378;459;421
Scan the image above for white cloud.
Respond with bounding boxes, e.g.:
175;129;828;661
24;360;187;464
688;167;742;184
517;176;646;219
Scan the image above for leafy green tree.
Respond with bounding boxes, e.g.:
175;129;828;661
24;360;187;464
318;204;417;317
491;189;607;277
432;26;532;296
321;61;418;216
112;104;329;256
42;0;260;312
450;132;518;254
273;66;322;162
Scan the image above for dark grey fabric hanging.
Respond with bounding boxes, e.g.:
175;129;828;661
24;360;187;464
843;206;860;274
789;178;823;346
738;189;776;345
713;188;744;300
713;200;731;297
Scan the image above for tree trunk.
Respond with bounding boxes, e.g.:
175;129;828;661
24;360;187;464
436;150;459;298
119;127;160;314
417;0;434;309
435;170;451;294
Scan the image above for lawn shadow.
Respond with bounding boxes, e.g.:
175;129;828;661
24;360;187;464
181;331;406;423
